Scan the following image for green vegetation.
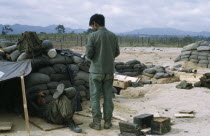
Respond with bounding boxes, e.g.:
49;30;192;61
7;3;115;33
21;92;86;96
0;33;209;48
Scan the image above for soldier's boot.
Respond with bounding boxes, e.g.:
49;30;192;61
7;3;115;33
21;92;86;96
89;118;101;130
67;119;82;133
104;119;112;129
53;84;65;99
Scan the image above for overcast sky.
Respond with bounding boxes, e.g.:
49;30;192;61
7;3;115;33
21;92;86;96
0;0;210;33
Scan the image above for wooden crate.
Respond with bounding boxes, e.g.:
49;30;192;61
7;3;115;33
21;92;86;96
113;80;131;89
119;122;142;136
151;117;171;135
133;114;154;129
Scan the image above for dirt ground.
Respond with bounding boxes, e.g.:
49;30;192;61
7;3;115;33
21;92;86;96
1;47;210;136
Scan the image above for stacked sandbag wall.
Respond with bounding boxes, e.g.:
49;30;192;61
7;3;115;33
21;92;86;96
115;60;147;76
175;41;210;68
25;54;91;102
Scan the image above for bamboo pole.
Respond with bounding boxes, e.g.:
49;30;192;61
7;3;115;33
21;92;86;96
20;72;30;136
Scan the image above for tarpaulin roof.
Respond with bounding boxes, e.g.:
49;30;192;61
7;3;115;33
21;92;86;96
0;60;32;82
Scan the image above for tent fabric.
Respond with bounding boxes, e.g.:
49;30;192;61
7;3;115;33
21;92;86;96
0;59;32;81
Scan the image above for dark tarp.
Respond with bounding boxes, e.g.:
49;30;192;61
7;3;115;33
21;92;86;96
0;60;32;81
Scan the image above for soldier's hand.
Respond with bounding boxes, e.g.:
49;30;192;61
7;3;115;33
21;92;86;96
38;97;45;105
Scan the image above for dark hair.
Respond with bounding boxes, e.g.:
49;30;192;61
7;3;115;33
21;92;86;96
89;14;105;27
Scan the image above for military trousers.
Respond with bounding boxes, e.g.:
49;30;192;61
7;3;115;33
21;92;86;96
43;95;76;124
89;73;114;120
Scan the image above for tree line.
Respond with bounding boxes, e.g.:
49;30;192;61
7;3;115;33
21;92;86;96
1;24;210;48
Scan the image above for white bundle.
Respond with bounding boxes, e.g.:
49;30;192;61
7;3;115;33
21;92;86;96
47;48;57;58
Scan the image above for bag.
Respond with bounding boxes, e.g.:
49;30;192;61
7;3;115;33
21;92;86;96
17;31;43;58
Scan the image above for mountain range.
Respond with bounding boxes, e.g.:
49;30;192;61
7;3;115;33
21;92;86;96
1;24;210;37
123;28;210;37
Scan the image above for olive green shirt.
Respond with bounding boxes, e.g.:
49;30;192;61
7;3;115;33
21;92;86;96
85;27;120;74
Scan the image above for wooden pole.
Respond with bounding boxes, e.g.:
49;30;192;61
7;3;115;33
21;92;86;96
20;72;30;136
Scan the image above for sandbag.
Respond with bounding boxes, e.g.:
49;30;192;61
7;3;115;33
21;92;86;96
199;60;209;64
123;64;133;69
10;50;21;61
79;91;86;97
0;41;15;48
176;80;193;89
59;80;71;88
49;89;57;95
47;49;57;58
53;64;66;73
197;46;210;51
181;51;191;56
50;74;68;81
47;82;60;89
122;69;134;72
143;68;156;74
143;72;154;78
74;71;89;82
76;85;86;92
133;64;141;69
154;73;168;79
200;41;209;46
68;64;79;72
191;51;198;55
198;56;208;60
73;56;84;64
26;73;50;87
75;80;86;86
174;55;181;62
27;84;48;93
182;43;198;52
17;52;27;61
125;60;140;66
198;63;208;68
194;81;202;87
38;66;56;75
181;58;189;61
181;55;190;59
115;65;124;69
119;72;139;77
115;62;124;65
198;51;210;56
3;45;17;54
190;59;199;63
31;55;51;70
155;68;165;73
49;54;73;64
189;55;198;59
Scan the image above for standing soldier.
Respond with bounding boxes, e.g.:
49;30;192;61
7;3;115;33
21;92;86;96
85;14;120;130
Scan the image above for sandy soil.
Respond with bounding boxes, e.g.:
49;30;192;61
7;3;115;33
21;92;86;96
1;47;210;136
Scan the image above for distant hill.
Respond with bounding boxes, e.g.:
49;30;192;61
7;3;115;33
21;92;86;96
122;28;210;37
0;24;86;34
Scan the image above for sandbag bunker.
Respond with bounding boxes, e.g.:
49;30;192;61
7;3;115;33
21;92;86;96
175;41;210;68
0;33;91;102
